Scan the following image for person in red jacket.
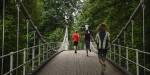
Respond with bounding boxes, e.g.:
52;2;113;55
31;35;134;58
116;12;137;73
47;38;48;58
72;31;80;53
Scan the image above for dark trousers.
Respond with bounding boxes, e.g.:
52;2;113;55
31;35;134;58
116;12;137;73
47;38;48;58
98;49;108;60
85;41;90;50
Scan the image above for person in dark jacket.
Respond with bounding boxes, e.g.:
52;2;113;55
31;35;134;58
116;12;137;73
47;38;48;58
84;25;91;56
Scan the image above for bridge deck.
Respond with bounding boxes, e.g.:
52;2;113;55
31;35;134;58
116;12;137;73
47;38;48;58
36;50;126;75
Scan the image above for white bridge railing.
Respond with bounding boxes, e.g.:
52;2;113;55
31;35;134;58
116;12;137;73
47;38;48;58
0;0;69;75
0;42;61;75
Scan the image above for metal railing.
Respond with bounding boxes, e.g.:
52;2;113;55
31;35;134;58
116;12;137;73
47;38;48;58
90;0;150;75
0;0;69;75
108;44;150;75
108;0;150;75
0;42;61;75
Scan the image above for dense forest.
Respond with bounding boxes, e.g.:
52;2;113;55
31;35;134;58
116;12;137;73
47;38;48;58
0;0;150;75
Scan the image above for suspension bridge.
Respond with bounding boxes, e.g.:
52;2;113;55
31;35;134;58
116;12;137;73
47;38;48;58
0;0;150;75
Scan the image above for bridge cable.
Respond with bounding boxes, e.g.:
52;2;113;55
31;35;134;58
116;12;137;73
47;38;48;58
1;0;5;74
16;2;20;75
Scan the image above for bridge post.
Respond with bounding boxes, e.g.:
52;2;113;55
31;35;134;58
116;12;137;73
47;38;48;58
43;45;45;62
23;49;26;75
1;0;5;74
23;20;29;75
26;19;29;73
113;45;116;62
142;0;146;74
131;20;134;47
16;2;20;75
118;39;121;65
126;47;129;71
32;31;36;70
109;45;112;60
46;43;49;60
136;49;139;75
119;45;121;66
10;52;14;75
38;40;41;66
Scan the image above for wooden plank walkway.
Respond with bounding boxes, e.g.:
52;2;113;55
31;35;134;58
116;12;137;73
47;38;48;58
36;50;126;75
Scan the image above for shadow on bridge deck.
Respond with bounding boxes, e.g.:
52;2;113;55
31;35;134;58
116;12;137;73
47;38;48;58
35;50;127;75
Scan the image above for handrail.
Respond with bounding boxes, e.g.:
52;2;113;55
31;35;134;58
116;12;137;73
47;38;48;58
109;0;147;75
113;44;150;55
0;42;61;75
0;0;68;75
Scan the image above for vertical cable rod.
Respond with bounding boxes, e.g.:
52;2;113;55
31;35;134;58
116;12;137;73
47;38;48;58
1;0;5;74
32;31;36;70
16;3;20;75
142;0;145;74
131;20;134;48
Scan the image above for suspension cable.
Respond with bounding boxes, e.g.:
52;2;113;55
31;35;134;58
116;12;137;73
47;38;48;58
19;2;46;42
112;1;142;43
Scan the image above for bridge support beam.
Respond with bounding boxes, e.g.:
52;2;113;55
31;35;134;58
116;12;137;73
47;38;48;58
10;52;14;75
119;45;121;66
23;49;26;75
38;41;41;66
142;0;146;74
32;31;36;70
43;45;45;62
113;45;116;62
136;49;139;75
126;47;129;71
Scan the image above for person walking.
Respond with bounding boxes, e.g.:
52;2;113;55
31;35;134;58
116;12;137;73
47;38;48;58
84;25;91;56
95;23;110;65
72;31;80;53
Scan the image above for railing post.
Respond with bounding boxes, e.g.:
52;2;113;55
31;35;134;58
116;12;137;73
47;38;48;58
32;31;36;70
119;45;121;65
43;45;45;62
26;19;29;61
23;49;26;75
126;47;129;71
16;3;20;75
142;0;145;74
10;52;14;75
1;0;5;74
114;44;116;62
118;39;121;65
110;45;112;60
136;49;139;75
46;43;49;60
32;47;35;70
38;40;41;66
131;20;134;47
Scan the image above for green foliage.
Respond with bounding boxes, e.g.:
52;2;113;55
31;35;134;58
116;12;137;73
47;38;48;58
0;0;150;74
46;28;64;42
75;0;150;74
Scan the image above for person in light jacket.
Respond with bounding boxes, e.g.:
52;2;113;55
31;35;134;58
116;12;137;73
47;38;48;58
95;23;110;65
